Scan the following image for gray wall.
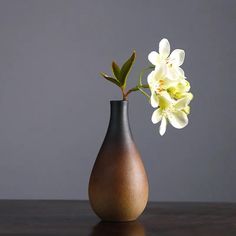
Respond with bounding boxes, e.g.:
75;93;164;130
0;0;235;202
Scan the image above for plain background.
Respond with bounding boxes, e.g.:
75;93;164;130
0;0;235;202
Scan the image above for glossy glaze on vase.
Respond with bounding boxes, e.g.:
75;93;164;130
88;100;149;222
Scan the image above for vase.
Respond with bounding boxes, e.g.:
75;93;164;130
88;100;149;222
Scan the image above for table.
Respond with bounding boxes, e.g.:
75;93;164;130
0;200;235;235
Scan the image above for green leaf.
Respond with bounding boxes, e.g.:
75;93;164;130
100;72;121;87
120;51;136;88
111;61;121;80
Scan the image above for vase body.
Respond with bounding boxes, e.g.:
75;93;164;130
88;100;149;222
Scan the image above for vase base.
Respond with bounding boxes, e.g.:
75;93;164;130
100;217;138;222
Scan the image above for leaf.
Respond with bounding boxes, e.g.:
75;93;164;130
100;72;121;87
119;51;136;88
112;61;121;81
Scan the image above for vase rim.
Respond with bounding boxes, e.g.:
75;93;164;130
110;100;128;103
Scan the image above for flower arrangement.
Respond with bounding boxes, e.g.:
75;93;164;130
100;38;193;135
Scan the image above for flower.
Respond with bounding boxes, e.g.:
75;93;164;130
151;91;192;136
167;79;193;101
147;65;193;107
147;65;178;108
148;38;185;80
147;38;193;135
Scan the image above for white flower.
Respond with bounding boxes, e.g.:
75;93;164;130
147;66;178;108
148;38;185;80
147;38;193;135
167;79;193;101
151;91;192;136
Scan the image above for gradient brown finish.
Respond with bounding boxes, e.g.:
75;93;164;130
88;101;149;221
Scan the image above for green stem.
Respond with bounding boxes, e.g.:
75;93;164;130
124;84;149;99
138;87;150;99
122;66;155;100
121;87;127;100
139;66;155;86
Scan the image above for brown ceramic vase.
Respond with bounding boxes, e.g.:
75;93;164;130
88;100;149;222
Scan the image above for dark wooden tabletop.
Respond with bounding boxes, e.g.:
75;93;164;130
0;200;235;235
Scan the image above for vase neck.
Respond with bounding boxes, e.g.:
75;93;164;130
107;100;132;141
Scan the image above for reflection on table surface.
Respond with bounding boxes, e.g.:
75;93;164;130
89;220;146;236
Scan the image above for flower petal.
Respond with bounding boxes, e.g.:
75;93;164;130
167;110;188;129
174;97;191;110
158;91;173;109
159;116;167;136
177;79;190;92
151;108;162;124
159;38;170;59
147;71;155;85
170;49;185;66
150;93;159;108
148;51;159;65
185;92;194;101
177;67;186;78
166;67;180;80
154;65;166;79
183;105;190;115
